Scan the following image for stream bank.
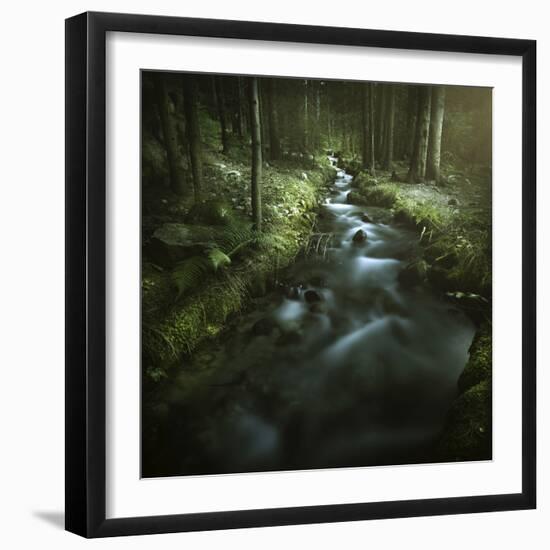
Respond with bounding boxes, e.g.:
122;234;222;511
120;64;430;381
142;155;336;383
143;159;483;477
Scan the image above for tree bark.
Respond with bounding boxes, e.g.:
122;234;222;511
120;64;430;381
315;81;321;149
237;77;247;136
362;84;369;169
383;85;396;170
183;76;203;202
369;83;376;177
266;79;282;160
249;77;263;231
376;85;387;158
153;74;185;195
326;86;332;146
231;78;243;138
213;76;229;154
407;86;432;183
303;80;309;153
406;86;419;160
426;86;446;183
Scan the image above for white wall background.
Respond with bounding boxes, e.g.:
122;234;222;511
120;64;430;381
0;1;546;548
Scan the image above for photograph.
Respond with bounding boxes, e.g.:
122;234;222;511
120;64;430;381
140;71;493;478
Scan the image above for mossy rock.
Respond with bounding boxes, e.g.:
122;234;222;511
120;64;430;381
186;199;235;226
346;191;368;206
347;185;398;209
344;160;363;177
146;223;215;267
352;171;378;190
458;326;492;394
438;379;492;462
362;185;399;208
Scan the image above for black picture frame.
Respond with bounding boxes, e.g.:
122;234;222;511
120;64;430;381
65;11;536;538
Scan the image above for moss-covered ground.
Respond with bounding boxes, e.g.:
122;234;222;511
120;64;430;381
142;152;335;384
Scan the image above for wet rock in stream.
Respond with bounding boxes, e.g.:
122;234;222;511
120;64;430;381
352;229;368;244
304;289;323;304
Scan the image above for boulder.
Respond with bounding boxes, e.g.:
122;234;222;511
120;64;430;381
361;213;373;223
352;229;368;245
448;198;459;206
437;380;492;462
146;223;214;267
457;327;492;394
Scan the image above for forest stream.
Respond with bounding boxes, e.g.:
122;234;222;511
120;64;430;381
144;158;476;477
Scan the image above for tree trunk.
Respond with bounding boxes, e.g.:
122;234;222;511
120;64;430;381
153;74;185;195
406;86;419;160
315;81;321;149
376;85;387;158
362;85;369;169
327;87;332;146
369;83;376;177
238;77;247;136
266;79;282;160
213;77;229;154
407;86;432;183
249;77;263;231
232;79;243;138
303;80;309;153
264;78;271;159
383;85;396;170
426;86;446;183
183;76;203;202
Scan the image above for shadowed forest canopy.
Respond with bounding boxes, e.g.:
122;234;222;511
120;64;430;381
142;72;491;197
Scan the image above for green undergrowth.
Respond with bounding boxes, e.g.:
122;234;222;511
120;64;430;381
437;325;492;462
142;157;335;383
437;378;492;462
347;168;492;300
458;324;492;394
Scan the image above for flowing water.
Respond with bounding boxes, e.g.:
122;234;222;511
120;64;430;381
144;160;475;477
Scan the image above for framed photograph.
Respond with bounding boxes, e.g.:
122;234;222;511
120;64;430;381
65;11;536;537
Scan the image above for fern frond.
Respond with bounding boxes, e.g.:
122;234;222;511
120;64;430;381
172;256;212;299
208;248;231;270
171;247;232;300
214;224;255;253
